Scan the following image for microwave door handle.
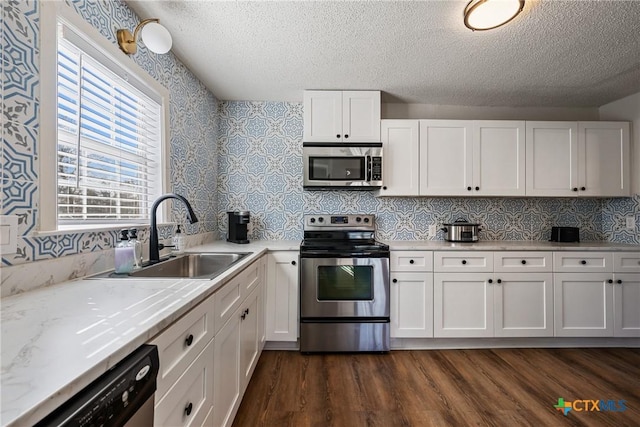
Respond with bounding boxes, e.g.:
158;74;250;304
366;156;372;182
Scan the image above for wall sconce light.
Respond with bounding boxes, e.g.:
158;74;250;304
117;19;172;55
464;0;525;31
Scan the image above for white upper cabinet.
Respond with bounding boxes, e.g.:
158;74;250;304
417;120;524;196
473;121;526;196
419;120;473;196
379;120;419;196
303;90;381;142
526;121;630;197
525;121;578;197
578;121;630;197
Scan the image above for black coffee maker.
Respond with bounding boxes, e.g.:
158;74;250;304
227;211;250;244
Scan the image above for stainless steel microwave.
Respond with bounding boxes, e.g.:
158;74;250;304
302;143;383;189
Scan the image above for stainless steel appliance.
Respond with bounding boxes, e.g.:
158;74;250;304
302;143;383;189
442;219;481;242
299;214;390;352
227;211;250;244
35;344;159;427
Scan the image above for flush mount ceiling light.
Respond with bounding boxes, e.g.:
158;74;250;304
464;0;525;31
117;19;172;55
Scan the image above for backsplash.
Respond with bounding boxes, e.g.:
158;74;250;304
218;100;639;244
1;0;219;271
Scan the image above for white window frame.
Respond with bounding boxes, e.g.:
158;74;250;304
39;1;170;232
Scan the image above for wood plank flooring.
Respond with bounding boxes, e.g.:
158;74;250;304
232;348;640;427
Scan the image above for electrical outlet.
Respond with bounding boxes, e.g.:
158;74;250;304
429;224;437;237
626;216;636;230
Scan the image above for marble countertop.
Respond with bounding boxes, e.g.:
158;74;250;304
1;238;636;426
0;240;298;427
383;240;640;251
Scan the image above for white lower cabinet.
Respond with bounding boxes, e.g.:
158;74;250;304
213;305;241;427
554;273;614;337
151;255;267;427
494;273;553;337
391;272;434;338
214;270;265;427
266;251;299;342
613;273;640;337
434;273;493;337
390;251;434;338
240;285;262;389
154;339;214;427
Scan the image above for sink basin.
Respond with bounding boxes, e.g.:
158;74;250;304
91;252;252;279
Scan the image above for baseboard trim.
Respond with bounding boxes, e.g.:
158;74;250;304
390;337;640;350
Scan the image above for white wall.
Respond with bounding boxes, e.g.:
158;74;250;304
599;91;640;195
382;103;599;121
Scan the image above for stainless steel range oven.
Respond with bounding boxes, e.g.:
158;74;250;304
299;214;390;352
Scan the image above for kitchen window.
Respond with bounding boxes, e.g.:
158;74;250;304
39;2;169;231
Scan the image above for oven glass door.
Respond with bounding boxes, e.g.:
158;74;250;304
316;265;373;300
300;257;390;319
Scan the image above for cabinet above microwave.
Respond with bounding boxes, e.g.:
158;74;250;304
303;90;381;143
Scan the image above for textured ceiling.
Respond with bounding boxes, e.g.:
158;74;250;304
126;0;640;108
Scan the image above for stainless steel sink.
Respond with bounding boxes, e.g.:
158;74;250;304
90;252;252;279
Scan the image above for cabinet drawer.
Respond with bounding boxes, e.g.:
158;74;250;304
494;252;552;272
553;252;613;273
614;252;640;272
214;278;243;334
151;296;215;400
239;258;261;300
434;251;493;272
154;339;214;427
391;251;433;271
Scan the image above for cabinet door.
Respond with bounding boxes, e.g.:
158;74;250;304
258;256;267;349
240;286;261;391
213;312;241;427
342;90;381;142
266;251;299;341
379;120;419;196
419;120;473;196
525;121;578;196
578;121;630;197
434;273;493;337
154;340;214;427
390;272;433;338
553;273;614;337
494;273;553;337
303;91;342;142
613;273;640;337
473;121;525;196
150;297;215;401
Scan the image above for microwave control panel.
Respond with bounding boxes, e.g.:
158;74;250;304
370;157;382;181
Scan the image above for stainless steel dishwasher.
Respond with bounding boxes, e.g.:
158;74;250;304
35;344;159;427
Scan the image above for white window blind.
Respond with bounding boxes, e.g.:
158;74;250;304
56;30;162;224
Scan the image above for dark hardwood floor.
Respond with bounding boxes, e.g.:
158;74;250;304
232;348;640;427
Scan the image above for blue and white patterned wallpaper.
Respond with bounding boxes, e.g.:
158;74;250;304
218;100;639;244
1;0;219;267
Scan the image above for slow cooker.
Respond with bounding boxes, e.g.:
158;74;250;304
442;219;481;242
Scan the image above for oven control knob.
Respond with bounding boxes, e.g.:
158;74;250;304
356;217;362;222
310;218;316;223
318;217;324;223
363;218;370;223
